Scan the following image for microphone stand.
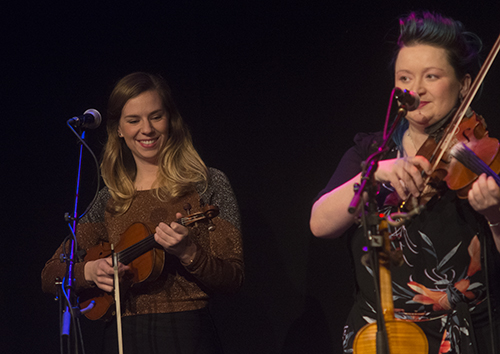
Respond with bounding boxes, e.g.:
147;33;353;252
54;113;101;354
58;129;87;354
348;104;411;354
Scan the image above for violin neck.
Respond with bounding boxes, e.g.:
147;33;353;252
379;261;395;322
116;215;194;265
377;219;396;322
117;234;158;265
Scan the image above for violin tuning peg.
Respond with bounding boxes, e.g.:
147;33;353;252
183;203;192;214
208;221;216;232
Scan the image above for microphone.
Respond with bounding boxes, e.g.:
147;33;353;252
67;109;102;129
394;88;420;111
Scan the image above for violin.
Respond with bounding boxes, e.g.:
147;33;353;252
353;219;428;354
78;205;219;321
356;34;500;352
403;34;500;210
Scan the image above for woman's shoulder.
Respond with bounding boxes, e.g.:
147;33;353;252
196;167;237;199
202;167;240;228
207;167;230;183
353;131;385;150
196;167;232;194
351;131;398;159
78;186;112;224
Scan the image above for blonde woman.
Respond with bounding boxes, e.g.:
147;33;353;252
42;72;244;354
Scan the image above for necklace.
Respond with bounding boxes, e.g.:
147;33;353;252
407;130;418;153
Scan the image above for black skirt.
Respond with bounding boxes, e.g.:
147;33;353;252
100;308;223;354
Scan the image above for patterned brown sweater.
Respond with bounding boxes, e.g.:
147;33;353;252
41;168;244;317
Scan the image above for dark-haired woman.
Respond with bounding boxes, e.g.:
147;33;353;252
42;72;244;354
310;12;500;353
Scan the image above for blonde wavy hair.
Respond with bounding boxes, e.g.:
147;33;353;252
101;72;208;214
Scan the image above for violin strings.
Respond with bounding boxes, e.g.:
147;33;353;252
118;234;157;264
450;143;500;185
116;213;210;264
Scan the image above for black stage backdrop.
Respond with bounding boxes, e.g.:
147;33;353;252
2;1;500;353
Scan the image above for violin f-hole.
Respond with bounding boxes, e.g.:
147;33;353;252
461;128;472;143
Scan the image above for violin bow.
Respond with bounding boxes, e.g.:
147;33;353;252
112;245;124;354
428;34;500;176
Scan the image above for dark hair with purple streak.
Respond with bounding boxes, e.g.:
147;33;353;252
391;11;482;150
395;11;482;82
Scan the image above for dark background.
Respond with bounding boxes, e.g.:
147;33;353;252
2;1;500;353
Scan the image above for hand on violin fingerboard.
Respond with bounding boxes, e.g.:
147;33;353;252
468;174;500;222
154;212;198;265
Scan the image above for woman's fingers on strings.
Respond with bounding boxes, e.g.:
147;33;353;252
472;174;500;205
170;219;188;238
154;221;190;259
486;175;500;198
469;174;497;210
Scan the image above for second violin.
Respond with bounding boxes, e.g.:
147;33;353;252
79;206;219;321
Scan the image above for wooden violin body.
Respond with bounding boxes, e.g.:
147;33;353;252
419;112;500;192
446;112;500;196
353;220;428;354
78;223;163;321
78;206;219;321
354;320;428;354
401;111;500;212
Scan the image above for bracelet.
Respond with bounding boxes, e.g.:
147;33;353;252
488;221;500;227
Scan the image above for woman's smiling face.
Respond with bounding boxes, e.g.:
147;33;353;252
118;90;169;167
395;44;471;130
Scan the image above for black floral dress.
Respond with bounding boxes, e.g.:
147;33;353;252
317;132;500;354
